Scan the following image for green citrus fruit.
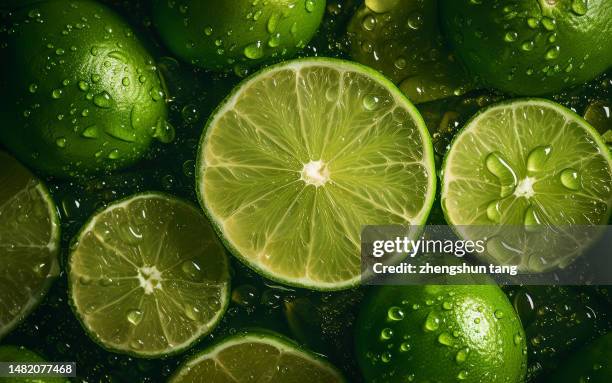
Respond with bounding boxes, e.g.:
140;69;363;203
0;151;60;340
549;332;612;383
0;0;169;177
441;99;612;272
0;345;68;383
355;284;527;383
439;0;612;95
151;0;326;72
169;331;345;382
68;192;230;357
197;57;436;290
348;0;473;103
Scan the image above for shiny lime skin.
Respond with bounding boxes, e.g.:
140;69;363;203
355;285;527;383
151;0;326;71
439;0;612;95
0;0;167;177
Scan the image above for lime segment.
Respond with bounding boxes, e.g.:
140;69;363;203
68;192;230;357
169;332;345;383
0;152;60;340
197;58;436;290
441;99;612;271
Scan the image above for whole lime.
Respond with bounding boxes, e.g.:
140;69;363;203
439;0;612;95
355;285;527;382
0;0;169;177
151;0;326;72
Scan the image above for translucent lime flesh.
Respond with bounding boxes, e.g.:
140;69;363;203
69;193;230;357
0;152;60;340
170;333;344;383
199;59;436;289
442;99;612;271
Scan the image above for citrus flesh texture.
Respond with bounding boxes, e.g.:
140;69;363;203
68;193;230;357
151;0;326;71
0;0;168;177
439;0;612;95
355;284;527;383
170;332;345;383
198;58;436;290
0;151;60;340
441;99;612;272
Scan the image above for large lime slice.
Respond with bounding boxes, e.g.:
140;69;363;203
169;331;345;383
0;151;60;340
68;192;230;357
441;99;612;272
197;58;436;290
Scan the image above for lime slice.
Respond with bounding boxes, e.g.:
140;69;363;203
68;192;230;357
0;151;60;340
169;331;345;383
441;99;612;272
197;58;436;290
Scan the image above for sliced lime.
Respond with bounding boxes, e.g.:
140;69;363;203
169;331;345;383
0;151;60;340
197;58;436;290
441;99;612;272
68;192;230;357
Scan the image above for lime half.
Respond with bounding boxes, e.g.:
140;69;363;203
169;331;345;383
441;99;612;272
197;58;436;290
68;192;230;357
0;152;60;340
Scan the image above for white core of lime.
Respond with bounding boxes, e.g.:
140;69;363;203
197;58;436;290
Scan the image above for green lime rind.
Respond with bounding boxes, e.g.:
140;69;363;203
196;57;437;291
0;152;61;341
67;192;230;358
169;330;346;383
441;98;612;272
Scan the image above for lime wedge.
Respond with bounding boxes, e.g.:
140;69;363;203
0;151;60;340
441;99;612;272
197;58;436;290
68;192;230;357
169;331;345;383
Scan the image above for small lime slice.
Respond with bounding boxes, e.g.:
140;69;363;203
169;331;345;383
0;345;68;383
197;57;436;290
68;192;230;357
0;151;60;340
441;99;612;272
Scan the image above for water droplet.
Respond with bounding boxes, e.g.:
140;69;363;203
521;40;535;51
28;83;38;93
380;328;393;340
127;309;143;325
108;149;120;159
81;125;99;138
474;317;481;324
305;0;316;13
181;260;203;280
524;206;542;232
204;26;213;36
571;0;588;15
51;89;63;99
380;351;392;363
55;48;65;55
388;306;405;321
365;0;399;13
267;13;280;33
458;370;469;380
55;137;67;148
504;31;518;42
149;87;165;102
527;17;539;29
438;332;454;346
546;45;560;60
423;311;440;331
442;301;453;310
152;118;175;143
406;12;423;30
122;77;130;86
93;91;113;108
268;33;281;47
485;152;517;197
394;57;407;70
363;95;379;110
244;41;264;59
399;342;411;352
542;17;556;31
560;168;581;190
527;145;552;173
362;15;376;31
78;80;90;91
105;124;136;142
231;284;258;307
185;304;200;321
456;348;469;363
291;22;298;35
494;310;504;319
514;333;523;345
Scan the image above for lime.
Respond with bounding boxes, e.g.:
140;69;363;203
151;0;326;72
347;0;473;103
355;284;527;383
0;0;169;177
169;331;345;382
439;0;612;95
197;58;436;290
441;99;612;272
549;332;612;383
0;151;60;340
68;192;230;357
0;345;68;383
